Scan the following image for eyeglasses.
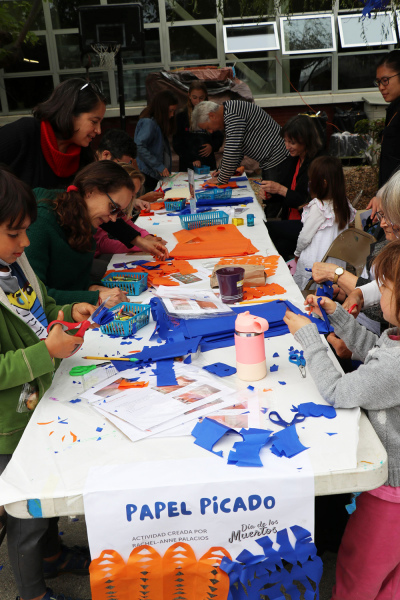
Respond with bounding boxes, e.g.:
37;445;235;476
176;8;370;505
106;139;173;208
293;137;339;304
80;81;103;95
106;193;125;218
373;73;400;87
376;211;400;238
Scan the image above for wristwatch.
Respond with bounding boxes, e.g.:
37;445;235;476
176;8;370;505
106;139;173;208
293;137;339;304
333;267;344;284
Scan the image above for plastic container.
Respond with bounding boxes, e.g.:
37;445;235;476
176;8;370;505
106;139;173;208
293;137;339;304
247;213;255;227
194;165;211;174
234;311;269;381
165;199;186;211
100;302;151;336
101;271;148;296
195;188;232;201
179;211;229;230
216;266;245;304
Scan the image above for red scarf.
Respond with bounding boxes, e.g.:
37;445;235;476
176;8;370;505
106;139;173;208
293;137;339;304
40;121;81;178
288;158;301;221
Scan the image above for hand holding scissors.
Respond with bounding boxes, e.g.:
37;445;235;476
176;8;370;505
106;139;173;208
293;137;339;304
269;411;306;428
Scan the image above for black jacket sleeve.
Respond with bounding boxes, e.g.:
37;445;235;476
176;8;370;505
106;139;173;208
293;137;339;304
100;219;140;246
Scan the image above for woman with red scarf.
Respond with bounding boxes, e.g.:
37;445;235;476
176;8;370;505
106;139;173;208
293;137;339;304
0;78;106;190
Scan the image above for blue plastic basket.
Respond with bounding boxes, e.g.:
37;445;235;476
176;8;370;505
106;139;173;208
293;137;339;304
179;211;229;230
101;271;148;296
196;188;232;201
194;165;210;174
100;302;150;336
164;199;186;211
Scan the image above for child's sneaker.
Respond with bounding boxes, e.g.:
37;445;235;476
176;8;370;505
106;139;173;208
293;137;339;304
43;544;91;579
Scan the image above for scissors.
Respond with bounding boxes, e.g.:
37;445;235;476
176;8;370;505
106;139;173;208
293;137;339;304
69;362;111;376
47;297;112;356
269;410;306;428
289;351;306;378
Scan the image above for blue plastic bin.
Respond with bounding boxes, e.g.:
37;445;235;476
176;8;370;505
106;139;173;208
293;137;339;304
196;188;232;201
179;211;229;230
194;165;210;175
100;302;150;336
101;271;148;296
164;199;186;211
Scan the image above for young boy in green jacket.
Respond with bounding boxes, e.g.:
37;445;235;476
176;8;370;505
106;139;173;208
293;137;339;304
0;169;94;600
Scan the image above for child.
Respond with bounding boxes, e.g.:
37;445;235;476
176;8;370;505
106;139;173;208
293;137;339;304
0;168;95;600
93;164;168;272
284;239;400;600
293;156;356;290
134;90;178;193
173;81;223;172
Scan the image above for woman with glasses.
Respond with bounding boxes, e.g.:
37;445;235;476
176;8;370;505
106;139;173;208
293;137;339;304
25;161;167;307
0;78;106;190
368;50;400;217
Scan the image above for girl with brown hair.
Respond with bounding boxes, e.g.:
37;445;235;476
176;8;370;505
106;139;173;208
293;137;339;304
293;156;356;289
134;90;178;192
26;161;167;306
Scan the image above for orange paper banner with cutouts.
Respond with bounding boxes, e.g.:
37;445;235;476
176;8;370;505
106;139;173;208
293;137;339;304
217;255;280;278
89;543;231;600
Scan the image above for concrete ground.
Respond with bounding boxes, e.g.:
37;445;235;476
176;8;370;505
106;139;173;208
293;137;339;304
0;515;337;600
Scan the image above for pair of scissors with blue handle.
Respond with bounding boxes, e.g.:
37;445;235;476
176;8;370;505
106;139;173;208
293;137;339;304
289;352;306;378
269;411;306;428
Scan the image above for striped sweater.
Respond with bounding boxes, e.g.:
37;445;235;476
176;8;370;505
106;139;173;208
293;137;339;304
218;101;289;184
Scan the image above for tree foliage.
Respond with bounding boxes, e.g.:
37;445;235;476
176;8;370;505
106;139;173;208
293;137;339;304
0;0;42;69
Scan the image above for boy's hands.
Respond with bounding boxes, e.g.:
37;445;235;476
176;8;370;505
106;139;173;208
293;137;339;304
283;309;311;335
45;311;84;359
71;302;97;323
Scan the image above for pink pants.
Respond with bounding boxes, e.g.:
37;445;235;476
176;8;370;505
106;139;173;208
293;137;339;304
332;492;400;600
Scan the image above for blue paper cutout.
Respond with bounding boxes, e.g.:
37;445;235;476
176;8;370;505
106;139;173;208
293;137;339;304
228;428;273;467
278;381;286;385
27;499;43;518
183;355;192;364
345;492;361;514
326;432;337;436
203;362;236;377
260;407;267;414
316;280;334;299
152;359;177;387
291;402;336;419
270;426;309;458
111;338;201;372
361;0;389;18
273;352;279;357
191;418;239;457
247;385;254;391
96;427;103;432
91;303;114;326
270;364;279;372
69;398;81;404
219;526;323;600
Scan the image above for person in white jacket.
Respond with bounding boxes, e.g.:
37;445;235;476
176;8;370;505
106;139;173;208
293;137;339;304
293;156;356;290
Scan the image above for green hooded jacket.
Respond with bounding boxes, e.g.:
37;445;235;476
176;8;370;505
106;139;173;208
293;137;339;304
0;254;73;454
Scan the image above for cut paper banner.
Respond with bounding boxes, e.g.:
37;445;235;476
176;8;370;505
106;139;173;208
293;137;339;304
219;526;323;600
89;543;231;600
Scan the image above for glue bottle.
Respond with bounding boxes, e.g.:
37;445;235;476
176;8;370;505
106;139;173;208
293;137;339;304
234;311;269;381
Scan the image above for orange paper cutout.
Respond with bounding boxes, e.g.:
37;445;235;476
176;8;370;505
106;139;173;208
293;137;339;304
217;255;280;278
171;224;258;260
118;380;149;389
150;201;165;211
243;283;286;301
37;421;54;425
89;543;232;600
201;181;238;189
151;277;180;286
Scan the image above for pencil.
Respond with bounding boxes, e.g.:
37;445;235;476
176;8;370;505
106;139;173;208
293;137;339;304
83;356;138;362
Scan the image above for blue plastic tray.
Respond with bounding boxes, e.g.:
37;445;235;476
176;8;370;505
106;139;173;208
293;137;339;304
164;199;186;211
101;271;148;296
194;165;210;174
196;188;232;201
100;302;150;337
179;211;229;230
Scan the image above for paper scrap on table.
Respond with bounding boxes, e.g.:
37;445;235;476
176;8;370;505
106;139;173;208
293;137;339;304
270;426;309;458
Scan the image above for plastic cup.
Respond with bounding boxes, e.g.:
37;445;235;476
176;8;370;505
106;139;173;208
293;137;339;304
216;267;245;304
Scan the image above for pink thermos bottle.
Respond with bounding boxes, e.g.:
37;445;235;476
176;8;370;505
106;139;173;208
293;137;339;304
234;311;269;381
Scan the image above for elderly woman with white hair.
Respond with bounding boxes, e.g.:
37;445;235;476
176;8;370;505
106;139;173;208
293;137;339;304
191;100;288;185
